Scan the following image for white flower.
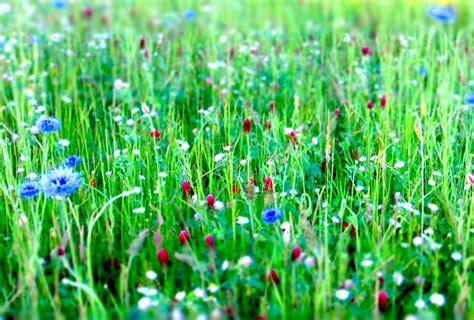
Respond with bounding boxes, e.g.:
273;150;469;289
304;256;315;267
237;216;249;225
335;289;350;301
106;171;113;177
239;159;247;165
311;137;318;145
429;293;445;306
181;141;190;151
114;115;123;123
213;201;224;211
133;207;146;214
58;139;70;147
413;236;423;246
451;251;463;261
280;221;291;232
208;283;219;293
223;145;231;151
114;79;129;90
126;119;135;126
222;260;229;271
26;173;38;180
361;259;373;267
427;203;439;212
138;297;158;310
194;288;206;298
393;272;405;286
175;291;186;301
132;187;142;194
146;271;157;280
428;178;436;186
133;149;140;156
331;216;340;223
394;161;405;169
158;172;168;178
238;256;253;267
415;299;426;309
214;153;225;163
355;186;364;192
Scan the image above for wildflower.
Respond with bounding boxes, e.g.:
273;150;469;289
157;249;170;265
35;116;61;133
268;269;280;284
179;230;191;245
262;208;283;224
206;194;215;207
451;251;463;261
361;46;372;55
429;293;445;306
304;256;316;267
133;207;145;214
427;5;456;23
39;166;82;198
335;289;350;301
139;36;146;49
57;246;66;256
367;100;374;109
237;216;249;225
265;120;272;129
465;93;474;105
150;130;161;138
269;101;275;112
428;203;439;212
65;155;82;167
264;177;273;191
238;256;253;267
393;272;404;286
205;235;215;248
83;6;93;18
243;118;251;133
334;108;341;118
183;9;197;20
394;161;405;169
182;181;192;197
175;291;186;301
292;246;302;261
19;181;40;198
378;291;389;312
214;153;225;163
415;299;426;309
381;93;388;107
213;201;224;211
146;270;157;280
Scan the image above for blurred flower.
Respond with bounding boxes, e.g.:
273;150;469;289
261;208;283;223
183;10;197;20
19;181;40;198
335;289;350;301
465;93;474;105
39;166;82;198
237;216;249;225
65;155;82;167
378;291;389;312
429;293;445;306
35;116;61;133
427;5;456;23
238;256;253;267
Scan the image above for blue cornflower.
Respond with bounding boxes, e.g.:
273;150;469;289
418;67;428;77
35;116;62;134
65;155;82;167
262;208;283;224
465;93;474;105
19;181;40;198
183;10;197;20
427;5;456;23
53;0;68;9
39;166;82;198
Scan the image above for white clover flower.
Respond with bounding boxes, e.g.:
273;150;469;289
181;141;190;151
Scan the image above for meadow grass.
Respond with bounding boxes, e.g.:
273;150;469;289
0;0;473;319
